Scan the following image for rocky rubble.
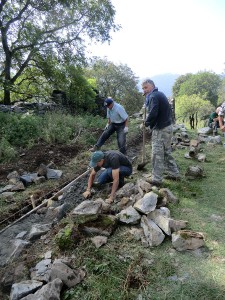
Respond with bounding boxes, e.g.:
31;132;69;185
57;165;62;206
0;173;206;299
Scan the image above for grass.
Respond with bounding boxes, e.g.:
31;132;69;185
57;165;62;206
61;127;225;300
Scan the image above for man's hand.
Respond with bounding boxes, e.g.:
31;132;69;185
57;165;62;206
83;190;91;198
105;195;114;204
221;125;225;132
124;126;128;134
104;123;109;130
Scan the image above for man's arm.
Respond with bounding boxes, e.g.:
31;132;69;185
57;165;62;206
106;168;120;203
87;169;96;190
218;115;225;132
83;169;96;198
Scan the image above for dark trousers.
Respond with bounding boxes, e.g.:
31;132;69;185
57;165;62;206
97;166;132;186
96;123;127;154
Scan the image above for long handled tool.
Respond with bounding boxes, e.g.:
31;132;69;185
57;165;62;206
137;106;148;170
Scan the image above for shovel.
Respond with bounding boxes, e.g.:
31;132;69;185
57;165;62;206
137;106;148;170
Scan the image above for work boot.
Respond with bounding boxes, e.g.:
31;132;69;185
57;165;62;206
149;180;162;187
164;174;181;181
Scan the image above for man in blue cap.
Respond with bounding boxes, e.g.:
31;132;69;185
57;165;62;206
83;150;132;204
90;97;129;154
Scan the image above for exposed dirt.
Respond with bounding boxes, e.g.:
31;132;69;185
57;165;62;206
0;143;81;184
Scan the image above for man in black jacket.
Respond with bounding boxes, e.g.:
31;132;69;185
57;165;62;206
142;79;180;186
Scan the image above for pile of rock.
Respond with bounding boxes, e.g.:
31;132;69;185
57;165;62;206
0;164;62;201
1;176;205;299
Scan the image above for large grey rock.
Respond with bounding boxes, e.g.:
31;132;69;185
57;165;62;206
169;219;188;233
134;191;158;214
116;206;141;225
49;262;85;288
147;209;171;235
71;200;102;224
80;214;117;236
197;127;213;135
115;182;138;198
10;280;43;300
7;239;30;265
159;188;178;204
30;259;52;282
20;278;63;300
141;215;165;247
172;230;205;251
28;223;52;241
90;236;108;248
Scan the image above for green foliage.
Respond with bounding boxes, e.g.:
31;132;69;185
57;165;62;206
41;113;76;144
0;0;119;104
1;112;41;147
173;71;222;106
175;94;214;122
85;57;143;114
0;137;17;163
0;111;106;162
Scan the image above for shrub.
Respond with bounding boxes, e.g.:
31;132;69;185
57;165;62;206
0;138;17;163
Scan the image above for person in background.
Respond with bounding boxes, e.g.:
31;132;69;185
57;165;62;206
90;97;129;155
142;78;180;186
208;107;220;134
218;102;225;133
83;150;132;204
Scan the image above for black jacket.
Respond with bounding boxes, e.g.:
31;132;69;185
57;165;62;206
145;88;172;130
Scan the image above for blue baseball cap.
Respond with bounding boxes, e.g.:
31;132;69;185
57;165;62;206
89;151;104;167
104;97;114;106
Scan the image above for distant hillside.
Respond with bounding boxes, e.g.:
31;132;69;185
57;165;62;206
151;73;180;97
139;73;180;98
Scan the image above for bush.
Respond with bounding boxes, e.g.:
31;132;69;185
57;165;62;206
0;137;17;163
1;113;41;147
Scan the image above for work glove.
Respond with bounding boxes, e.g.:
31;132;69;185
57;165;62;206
104;123;109;130
124;126;128;134
83;190;91;198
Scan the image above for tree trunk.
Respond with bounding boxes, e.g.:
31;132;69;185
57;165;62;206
189;114;195;129
195;112;198;128
3;88;11;105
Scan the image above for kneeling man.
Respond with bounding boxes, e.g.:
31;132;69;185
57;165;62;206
83;150;132;203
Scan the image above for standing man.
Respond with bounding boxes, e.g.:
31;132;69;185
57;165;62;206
142;79;180;186
83;150;132;204
90;97;129;155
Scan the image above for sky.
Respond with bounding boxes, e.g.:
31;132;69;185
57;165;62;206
87;0;225;80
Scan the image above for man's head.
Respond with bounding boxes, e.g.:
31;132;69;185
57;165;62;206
104;97;114;109
89;151;104;168
142;79;155;96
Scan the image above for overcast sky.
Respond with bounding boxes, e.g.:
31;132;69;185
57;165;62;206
87;0;225;80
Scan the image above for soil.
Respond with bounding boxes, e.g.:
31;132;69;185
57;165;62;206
0;143;81;184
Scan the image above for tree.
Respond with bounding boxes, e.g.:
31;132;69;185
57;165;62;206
0;0;118;104
172;73;192;98
173;71;222;107
85;57;143;114
175;94;214;129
